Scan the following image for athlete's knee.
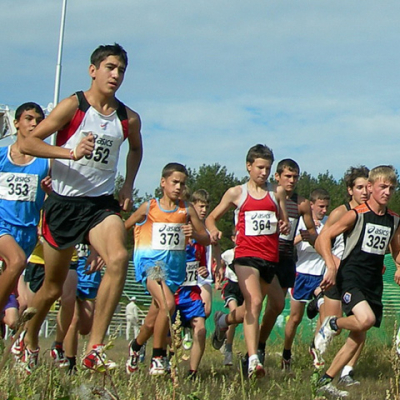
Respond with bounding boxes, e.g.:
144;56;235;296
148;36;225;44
6;256;26;277
105;248;129;272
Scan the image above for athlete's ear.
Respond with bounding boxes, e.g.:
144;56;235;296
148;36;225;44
274;172;280;181
89;64;96;79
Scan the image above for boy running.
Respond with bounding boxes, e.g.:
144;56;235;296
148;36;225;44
18;43;143;373
258;159;316;362
125;163;209;375
0;102;50;331
281;188;330;370
206;144;289;378
313;165;400;397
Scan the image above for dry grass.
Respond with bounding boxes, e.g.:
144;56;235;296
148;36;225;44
0;322;399;400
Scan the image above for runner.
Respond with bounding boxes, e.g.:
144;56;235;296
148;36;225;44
206;144;289;378
313;165;400;397
18;43;143;373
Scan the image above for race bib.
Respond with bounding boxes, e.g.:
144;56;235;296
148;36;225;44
76;131;119;171
75;243;90;258
0;172;38;202
279;217;298;241
152;223;185;250
244;210;277;236
181;261;199;286
361;223;391;255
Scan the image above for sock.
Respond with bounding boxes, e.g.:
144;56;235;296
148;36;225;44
161;349;167;357
248;354;259;364
131;339;143;352
318;373;333;386
218;314;228;330
282;348;292;361
258;341;266;352
329;317;339;331
67;356;76;371
341;365;353;378
152;348;163;358
53;341;63;348
188;370;197;379
225;343;233;352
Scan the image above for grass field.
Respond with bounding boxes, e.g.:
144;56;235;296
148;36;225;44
1;318;400;400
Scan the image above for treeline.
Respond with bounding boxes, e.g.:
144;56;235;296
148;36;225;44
117;164;400;252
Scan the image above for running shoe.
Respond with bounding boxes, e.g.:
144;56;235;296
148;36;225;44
314;316;337;354
50;342;69;368
317;382;349;398
248;357;265;379
338;371;360;387
183;327;193;350
126;341;140;374
149;356;166;376
309;340;325;370
223;350;233;366
15;346;40;375
82;344;117;373
11;330;27;357
211;311;227;350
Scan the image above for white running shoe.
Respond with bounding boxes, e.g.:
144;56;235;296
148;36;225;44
183;327;193;350
248;357;265;379
314;316;337;355
149;357;166;376
317;382;349;398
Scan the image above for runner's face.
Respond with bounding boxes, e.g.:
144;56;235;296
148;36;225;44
311;199;329;220
247;158;272;185
90;55;126;94
14;109;43;134
348;177;369;205
193;201;209;221
368;179;395;205
161;172;187;201
275;167;299;193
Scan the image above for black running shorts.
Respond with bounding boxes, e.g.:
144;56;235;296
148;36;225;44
233;257;276;284
42;191;121;249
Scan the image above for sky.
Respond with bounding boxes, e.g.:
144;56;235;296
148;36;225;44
1;1;400;196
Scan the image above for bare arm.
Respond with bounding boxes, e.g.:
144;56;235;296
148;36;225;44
124;202;148;231
119;108;143;211
315;210;357;290
299;198;317;244
205;186;241;243
275;186;290;235
391;227;400;286
19;96;94;160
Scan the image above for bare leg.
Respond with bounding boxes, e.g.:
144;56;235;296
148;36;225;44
259;276;286;344
86;215;128;351
0;236;28;312
200;284;212;319
283;299;306;351
189;317;206;371
25;244;74;350
55;270;78;343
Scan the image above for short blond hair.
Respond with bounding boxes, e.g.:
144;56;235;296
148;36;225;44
368;165;398;185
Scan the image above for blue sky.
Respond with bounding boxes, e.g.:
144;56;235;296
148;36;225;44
1;1;400;195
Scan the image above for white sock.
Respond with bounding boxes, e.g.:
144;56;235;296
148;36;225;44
341;365;353;378
248;354;260;364
317;297;325;309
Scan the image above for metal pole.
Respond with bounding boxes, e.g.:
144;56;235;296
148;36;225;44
53;0;68;108
51;0;67;145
